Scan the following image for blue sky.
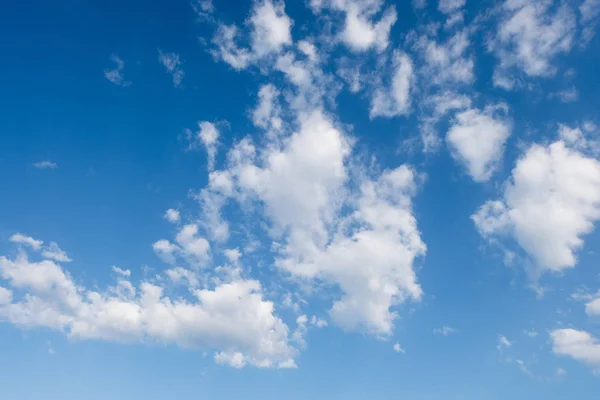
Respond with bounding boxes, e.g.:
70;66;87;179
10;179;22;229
1;0;600;398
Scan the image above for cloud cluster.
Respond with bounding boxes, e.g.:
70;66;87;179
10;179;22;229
0;240;297;369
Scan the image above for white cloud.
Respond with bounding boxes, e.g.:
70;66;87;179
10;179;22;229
187;121;220;171
252;83;282;131
413;0;426;9
42;242;72;263
212;24;252;70
580;0;600;43
10;233;43;250
175;224;211;266
152;239;179;264
558;123;600;154
551;329;600;370
0;287;12;304
438;0;465;14
490;0;576;87
204;109;426;335
0;251;297;368
524;329;538;338
473;137;600;272
112;265;131;277
498;334;512;350
446;104;512;182
310;315;328;328
250;0;293;57
393;342;405;353
552;87;579;103
415;30;474;87
433;326;457;336
586;297;600;316
315;0;397;52
104;54;131;86
200;122;220;170
158;50;184;87
164;208;181;223
297;40;318;62
33;160;58;169
224;248;241;263
369;52;414;118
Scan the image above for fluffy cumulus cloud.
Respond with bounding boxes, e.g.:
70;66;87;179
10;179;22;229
446;104;512;182
211;0;292;69
472;133;600;272
250;0;293;57
551;329;600;371
490;0;577;88
199;110;426;334
164;208;181;223
0;244;297;368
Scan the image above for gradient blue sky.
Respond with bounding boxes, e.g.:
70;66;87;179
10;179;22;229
1;0;600;399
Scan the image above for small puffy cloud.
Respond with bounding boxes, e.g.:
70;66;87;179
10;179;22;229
214;351;247;368
472;137;600;272
490;0;576;87
310;315;327;328
369;52;414;118
158;50;184;87
250;0;293;57
551;329;600;370
438;0;466;14
42;242;72;263
586;297;600;317
224;248;241;263
446;104;512;182
164;208;181;223
524;329;538;338
393;343;405;353
175;224;211;266
112;265;131;277
212;24;252;70
152;239;179;264
498;335;512;351
433;326;457;336
415;30;474;87
165;267;198;287
10;233;43;250
104;54;131;87
297;40;318;62
33;161;58;169
314;0;397;52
